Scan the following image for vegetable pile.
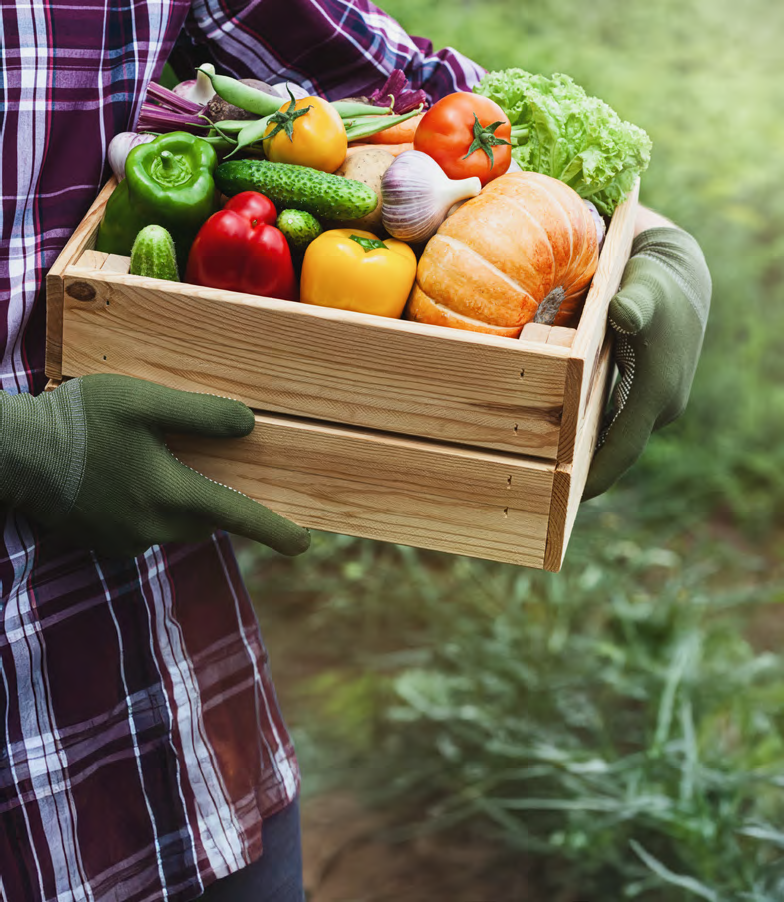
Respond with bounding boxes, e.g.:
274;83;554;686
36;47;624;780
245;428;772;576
97;65;650;334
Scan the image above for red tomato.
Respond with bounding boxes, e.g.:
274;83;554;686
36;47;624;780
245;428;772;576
414;92;512;186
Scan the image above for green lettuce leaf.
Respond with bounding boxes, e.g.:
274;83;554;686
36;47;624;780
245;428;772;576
474;69;652;216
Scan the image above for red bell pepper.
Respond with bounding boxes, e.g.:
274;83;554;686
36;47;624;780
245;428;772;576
185;191;297;301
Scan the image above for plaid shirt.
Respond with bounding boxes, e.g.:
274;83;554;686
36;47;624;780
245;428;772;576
0;1;483;900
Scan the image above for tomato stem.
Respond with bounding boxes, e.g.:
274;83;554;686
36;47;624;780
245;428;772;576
462;113;512;167
263;88;312;143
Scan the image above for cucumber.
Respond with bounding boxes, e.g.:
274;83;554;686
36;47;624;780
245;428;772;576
216;160;378;221
129;225;179;281
276;209;322;252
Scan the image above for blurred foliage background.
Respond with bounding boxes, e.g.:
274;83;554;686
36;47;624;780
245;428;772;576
236;0;784;898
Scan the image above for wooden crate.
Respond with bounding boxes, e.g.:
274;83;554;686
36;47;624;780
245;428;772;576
46;177;639;571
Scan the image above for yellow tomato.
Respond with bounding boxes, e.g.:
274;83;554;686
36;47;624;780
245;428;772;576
300;229;417;319
263;96;347;173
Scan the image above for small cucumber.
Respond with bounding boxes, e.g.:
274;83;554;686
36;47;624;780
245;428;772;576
216;160;378;221
277;209;322;252
129;225;179;281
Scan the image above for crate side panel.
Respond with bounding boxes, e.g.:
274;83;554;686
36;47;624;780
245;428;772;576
558;180;639;464
544;335;614;571
168;414;555;568
45;178;116;379
61;274;570;458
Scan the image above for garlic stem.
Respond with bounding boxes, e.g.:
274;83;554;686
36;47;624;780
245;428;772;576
443;175;482;209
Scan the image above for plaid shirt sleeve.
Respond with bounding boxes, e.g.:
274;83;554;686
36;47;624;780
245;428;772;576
176;0;486;103
1;2;485;901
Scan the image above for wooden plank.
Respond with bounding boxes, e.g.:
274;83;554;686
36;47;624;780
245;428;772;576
168;412;556;568
45;177;117;380
73;250;108;271
60;271;572;458
547;326;575;349
102;254;131;274
558;180;638;465
543;336;613;571
520;323;551;343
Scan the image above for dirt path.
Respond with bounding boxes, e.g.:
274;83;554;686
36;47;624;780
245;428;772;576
253;600;541;902
300;791;539;902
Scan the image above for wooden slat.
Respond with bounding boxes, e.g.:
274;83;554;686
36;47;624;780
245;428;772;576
72;250;108;271
519;322;552;343
102;254;131;274
547;326;575;348
543;336;614;571
169;412;556;568
548;179;640;463
45;177;117;380
60;271;572;457
557;180;639;465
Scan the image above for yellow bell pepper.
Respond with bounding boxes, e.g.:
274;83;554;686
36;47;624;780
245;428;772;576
299;229;417;319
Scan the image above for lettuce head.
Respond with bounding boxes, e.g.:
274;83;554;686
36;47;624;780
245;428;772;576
474;69;652;216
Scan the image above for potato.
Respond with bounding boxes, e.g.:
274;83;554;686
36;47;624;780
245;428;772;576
332;148;395;232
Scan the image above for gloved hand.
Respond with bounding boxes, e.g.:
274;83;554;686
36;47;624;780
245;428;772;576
583;226;711;500
0;374;310;558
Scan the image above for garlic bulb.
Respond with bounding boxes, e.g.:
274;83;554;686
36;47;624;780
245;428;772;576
381;151;482;244
107;132;155;181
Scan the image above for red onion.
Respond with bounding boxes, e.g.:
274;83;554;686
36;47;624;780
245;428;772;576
170;64;216;105
584;199;607;250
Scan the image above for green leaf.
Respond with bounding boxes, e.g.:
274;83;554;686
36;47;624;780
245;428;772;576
629;840;719;901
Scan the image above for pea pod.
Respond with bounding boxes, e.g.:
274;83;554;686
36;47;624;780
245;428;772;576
198;67;395;124
198;135;239;154
225;114;275;159
204;118;260;134
197;66;283;117
343;107;423;143
331;100;393;118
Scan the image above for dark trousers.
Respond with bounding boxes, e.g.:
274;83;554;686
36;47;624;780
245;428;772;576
198;798;305;902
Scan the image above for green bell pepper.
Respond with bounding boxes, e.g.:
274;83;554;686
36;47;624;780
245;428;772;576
96;132;218;272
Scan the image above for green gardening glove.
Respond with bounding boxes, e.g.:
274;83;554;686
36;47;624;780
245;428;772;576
583;227;711;500
0;374;310;558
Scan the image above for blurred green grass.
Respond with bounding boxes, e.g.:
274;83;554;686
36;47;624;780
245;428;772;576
238;1;784;897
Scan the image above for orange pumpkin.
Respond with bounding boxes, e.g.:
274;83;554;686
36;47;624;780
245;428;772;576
405;171;599;337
